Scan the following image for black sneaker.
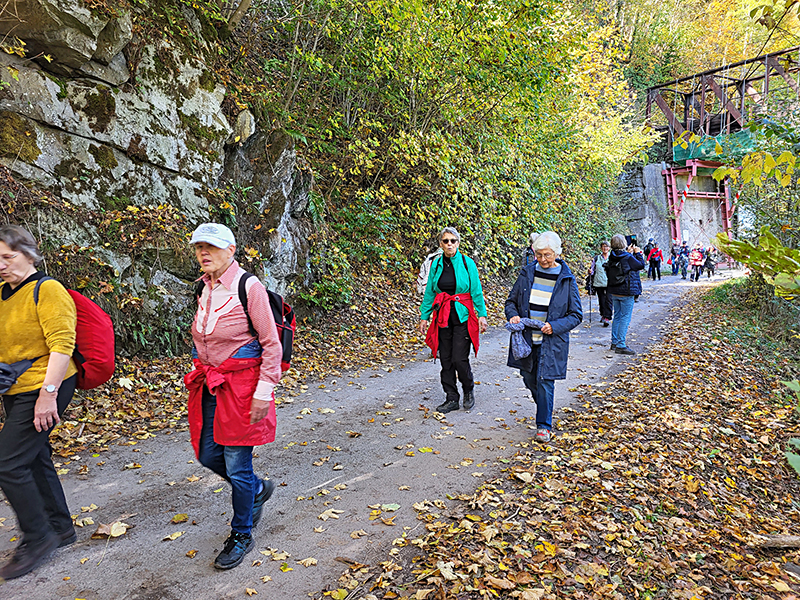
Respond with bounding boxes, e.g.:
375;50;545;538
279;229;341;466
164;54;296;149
252;479;275;529
57;527;77;548
615;347;636;355
0;532;59;580
462;390;475;410
214;531;254;570
610;344;617;350
435;399;460;414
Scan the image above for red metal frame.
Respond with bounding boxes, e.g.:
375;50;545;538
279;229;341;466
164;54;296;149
662;160;732;241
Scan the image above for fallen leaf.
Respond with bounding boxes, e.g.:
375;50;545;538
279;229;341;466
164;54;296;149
162;531;183;541
298;557;318;567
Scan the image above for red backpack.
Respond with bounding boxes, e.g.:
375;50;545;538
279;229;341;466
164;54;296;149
35;277;115;389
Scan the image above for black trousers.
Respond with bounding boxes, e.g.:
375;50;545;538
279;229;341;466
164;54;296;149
0;375;76;541
649;259;661;280
438;314;474;402
595;287;612;320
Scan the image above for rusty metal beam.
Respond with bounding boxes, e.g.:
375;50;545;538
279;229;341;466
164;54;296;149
704;76;744;127
745;81;762;104
651;91;686;135
646;46;799;93
767;57;800;96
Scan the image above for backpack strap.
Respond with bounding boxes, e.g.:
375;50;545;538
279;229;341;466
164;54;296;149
33;276;55;305
461;254;472;289
237;272;258;338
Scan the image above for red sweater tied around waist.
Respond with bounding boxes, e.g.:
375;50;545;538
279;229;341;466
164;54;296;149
425;292;480;359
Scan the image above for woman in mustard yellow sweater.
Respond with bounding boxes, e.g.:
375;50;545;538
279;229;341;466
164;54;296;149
0;225;78;580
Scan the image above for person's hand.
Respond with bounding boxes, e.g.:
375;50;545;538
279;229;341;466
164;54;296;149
418;320;428;336
541;322;553;335
250;397;270;424
478;316;487;334
509;315;521;324
34;389;60;432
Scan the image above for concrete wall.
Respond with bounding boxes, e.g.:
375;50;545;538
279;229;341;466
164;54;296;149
619;163;726;253
618;163;671;250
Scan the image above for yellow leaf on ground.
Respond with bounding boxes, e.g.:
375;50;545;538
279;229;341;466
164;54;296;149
162;531;183;541
298;557;317;567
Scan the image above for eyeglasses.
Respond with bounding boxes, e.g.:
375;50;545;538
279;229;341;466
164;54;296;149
441;238;459;245
0;253;19;267
534;251;555;259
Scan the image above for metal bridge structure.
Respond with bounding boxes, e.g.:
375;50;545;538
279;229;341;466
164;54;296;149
645;46;800;245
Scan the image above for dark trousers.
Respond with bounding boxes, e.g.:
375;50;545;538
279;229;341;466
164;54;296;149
0;375;77;541
198;387;258;535
649;259;661;280
595;287;612;320
438;315;474;402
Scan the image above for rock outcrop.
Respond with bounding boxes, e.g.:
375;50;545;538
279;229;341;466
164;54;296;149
0;0;313;354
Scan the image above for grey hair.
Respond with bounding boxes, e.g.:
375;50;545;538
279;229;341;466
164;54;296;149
532;231;562;255
439;227;460;242
0;224;43;266
529;232;540;245
599;240;610;248
610;234;627;250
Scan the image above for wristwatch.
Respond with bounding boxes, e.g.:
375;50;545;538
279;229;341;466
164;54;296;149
44;384;58;393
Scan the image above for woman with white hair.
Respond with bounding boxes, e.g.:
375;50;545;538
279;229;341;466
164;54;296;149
184;223;283;569
419;227;488;414
504;231;583;443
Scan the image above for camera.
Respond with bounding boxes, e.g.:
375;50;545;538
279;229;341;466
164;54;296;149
625;234;638;246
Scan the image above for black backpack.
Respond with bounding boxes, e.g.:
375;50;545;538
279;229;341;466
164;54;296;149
194;273;295;372
604;255;630;287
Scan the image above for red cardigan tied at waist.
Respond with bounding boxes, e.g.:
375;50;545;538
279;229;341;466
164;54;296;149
184;357;277;458
425;292;480;359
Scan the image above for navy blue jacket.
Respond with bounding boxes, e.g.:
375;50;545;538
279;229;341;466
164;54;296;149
504;259;583;379
605;250;645;296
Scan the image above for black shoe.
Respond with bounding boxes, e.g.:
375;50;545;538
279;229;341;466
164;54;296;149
57;527;77;548
435;399;460;414
462;390;475;410
252;479;275;529
615;347;636;355
0;532;59;580
214;531;254;570
610;344;617;350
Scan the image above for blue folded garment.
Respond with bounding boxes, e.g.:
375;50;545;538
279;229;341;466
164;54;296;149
505;318;546;360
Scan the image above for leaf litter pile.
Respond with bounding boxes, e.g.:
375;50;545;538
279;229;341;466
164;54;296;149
316;288;800;600
41;274;508;458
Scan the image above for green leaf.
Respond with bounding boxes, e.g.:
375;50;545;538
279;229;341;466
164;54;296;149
786;451;800;477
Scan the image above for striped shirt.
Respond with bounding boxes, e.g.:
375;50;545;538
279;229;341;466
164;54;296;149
529;264;561;344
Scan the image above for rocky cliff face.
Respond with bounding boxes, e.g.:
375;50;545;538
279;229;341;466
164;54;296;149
0;0;313;354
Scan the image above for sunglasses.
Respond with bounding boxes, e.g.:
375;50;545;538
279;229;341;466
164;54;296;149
441;238;459;244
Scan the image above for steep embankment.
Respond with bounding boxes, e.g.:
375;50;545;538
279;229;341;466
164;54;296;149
0;0;313;353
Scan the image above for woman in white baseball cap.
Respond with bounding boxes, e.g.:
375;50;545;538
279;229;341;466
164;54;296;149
184;222;283;570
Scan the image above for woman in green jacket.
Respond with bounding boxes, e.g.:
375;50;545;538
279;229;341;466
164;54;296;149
418;227;487;413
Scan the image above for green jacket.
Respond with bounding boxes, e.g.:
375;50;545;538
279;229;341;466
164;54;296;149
420;251;487;322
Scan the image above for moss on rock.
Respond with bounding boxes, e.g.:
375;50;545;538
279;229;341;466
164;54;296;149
0;111;42;163
199;70;216;92
89;144;119;170
76;85;117;133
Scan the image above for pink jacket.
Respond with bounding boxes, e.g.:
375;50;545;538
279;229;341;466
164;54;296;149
186;261;282;453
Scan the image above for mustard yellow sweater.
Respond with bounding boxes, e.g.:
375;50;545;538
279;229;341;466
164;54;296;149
0;275;77;394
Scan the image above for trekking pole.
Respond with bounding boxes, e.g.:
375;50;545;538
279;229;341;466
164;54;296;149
588;288;592;323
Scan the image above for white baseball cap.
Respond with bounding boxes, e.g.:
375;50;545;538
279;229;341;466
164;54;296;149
190;223;236;249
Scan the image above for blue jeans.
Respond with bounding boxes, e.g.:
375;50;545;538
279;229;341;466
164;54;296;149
198;387;258;535
611;295;635;349
519;347;555;430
